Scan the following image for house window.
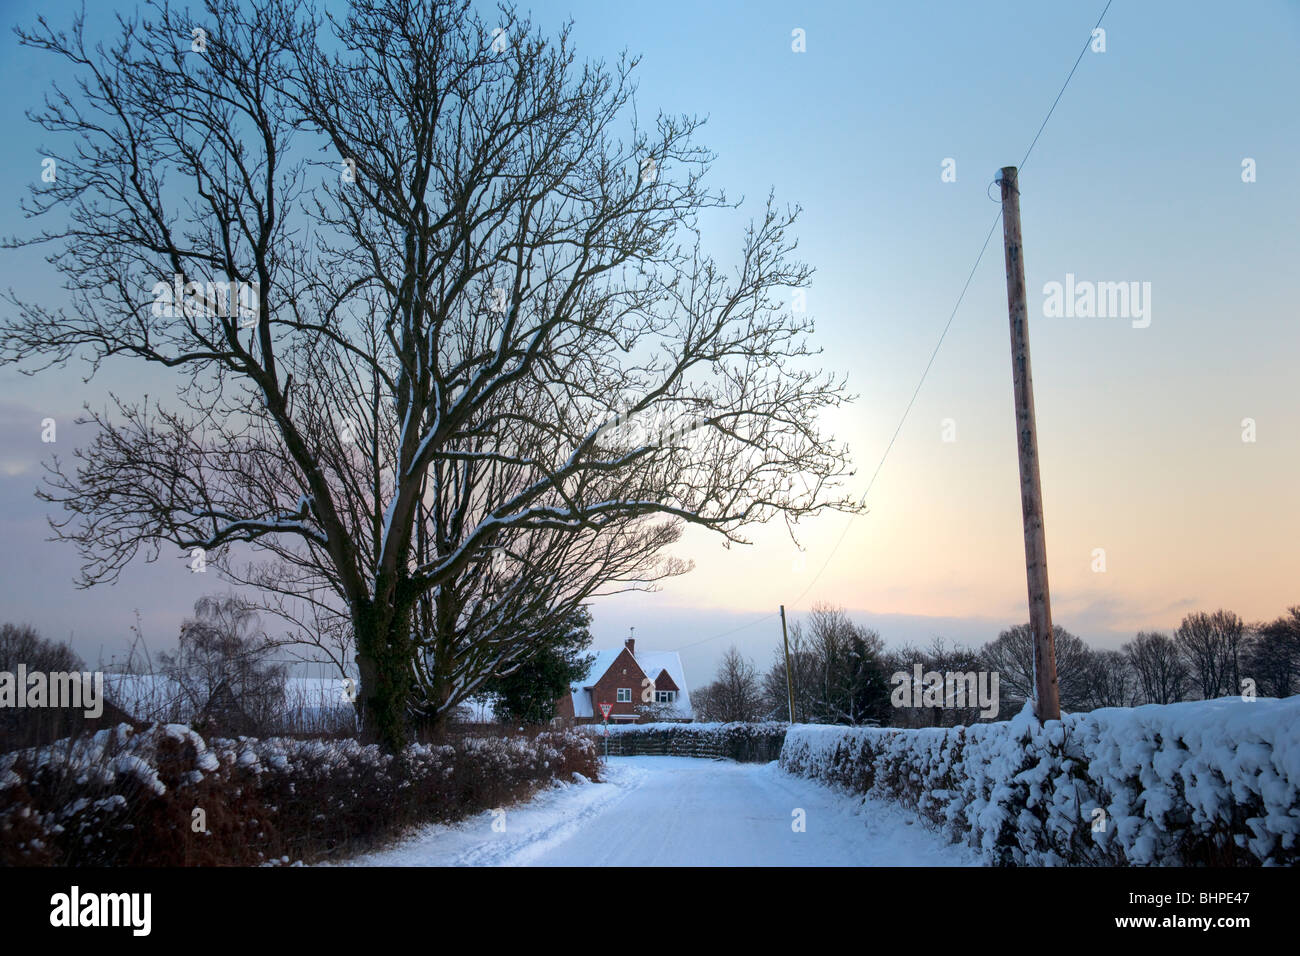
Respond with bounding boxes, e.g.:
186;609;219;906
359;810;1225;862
655;690;676;704
616;688;632;702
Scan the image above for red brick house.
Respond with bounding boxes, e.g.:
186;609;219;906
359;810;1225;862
556;637;693;724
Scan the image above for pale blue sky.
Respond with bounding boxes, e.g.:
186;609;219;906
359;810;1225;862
1;0;1297;686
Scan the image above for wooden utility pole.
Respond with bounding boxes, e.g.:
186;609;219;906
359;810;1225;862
779;605;795;723
997;166;1060;722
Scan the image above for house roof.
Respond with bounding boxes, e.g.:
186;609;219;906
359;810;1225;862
567;646;692;719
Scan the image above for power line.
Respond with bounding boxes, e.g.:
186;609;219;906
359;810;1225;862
1019;0;1115;174
672;210;1003;656
672;609;777;653
671;0;1116;655
791;210;1003;589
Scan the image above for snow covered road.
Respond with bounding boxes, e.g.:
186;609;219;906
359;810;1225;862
346;756;979;867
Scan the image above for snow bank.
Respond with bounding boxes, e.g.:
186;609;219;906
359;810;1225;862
779;698;1300;866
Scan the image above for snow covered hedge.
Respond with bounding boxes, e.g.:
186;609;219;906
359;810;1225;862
0;723;599;865
583;721;787;762
779;698;1300;866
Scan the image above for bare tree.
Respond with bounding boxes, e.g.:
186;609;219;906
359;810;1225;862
761;605;888;725
0;623;84;675
0;623;101;749
1121;630;1186;704
807;605;888;725
980;623;1092;714
160;595;287;735
762;622;818;722
5;0;857;748
1174;610;1243;700
1082;649;1136;710
694;645;762;722
884;636;986;727
1243;608;1300;699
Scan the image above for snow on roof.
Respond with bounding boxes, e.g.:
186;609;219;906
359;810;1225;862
568;645;692;720
574;649;625;687
633;652;692;717
567;651;622;719
570;689;595;719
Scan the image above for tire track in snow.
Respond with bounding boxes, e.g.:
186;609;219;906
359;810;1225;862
344;757;978;866
448;763;649;867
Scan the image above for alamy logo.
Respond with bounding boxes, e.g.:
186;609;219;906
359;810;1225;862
151;274;260;325
50;886;151;936
889;665;1000;719
0;666;103;718
594;402;708;451
1042;273;1151;328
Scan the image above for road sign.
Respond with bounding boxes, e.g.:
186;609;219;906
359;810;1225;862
598;702;613;755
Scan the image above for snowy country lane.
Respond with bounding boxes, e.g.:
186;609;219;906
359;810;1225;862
346;756;980;867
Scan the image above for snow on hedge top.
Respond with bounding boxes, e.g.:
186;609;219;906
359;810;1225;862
780;696;1300;866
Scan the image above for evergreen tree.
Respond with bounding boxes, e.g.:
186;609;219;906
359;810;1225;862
488;607;595;724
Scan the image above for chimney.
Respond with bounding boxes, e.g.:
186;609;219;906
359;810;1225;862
625;628;635;656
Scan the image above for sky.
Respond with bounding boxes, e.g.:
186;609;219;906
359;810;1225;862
0;0;1297;688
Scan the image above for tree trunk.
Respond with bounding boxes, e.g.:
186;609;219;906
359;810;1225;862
413;593;460;738
353;597;414;753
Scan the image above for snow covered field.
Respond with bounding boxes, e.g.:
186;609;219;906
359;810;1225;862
344;756;979;867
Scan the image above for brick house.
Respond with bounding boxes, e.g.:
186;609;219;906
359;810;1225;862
555;637;692;724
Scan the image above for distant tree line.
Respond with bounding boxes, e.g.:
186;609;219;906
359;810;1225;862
690;603;1300;726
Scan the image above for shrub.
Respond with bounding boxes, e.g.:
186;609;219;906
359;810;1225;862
0;723;599;865
584;721;787;762
779;697;1300;866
